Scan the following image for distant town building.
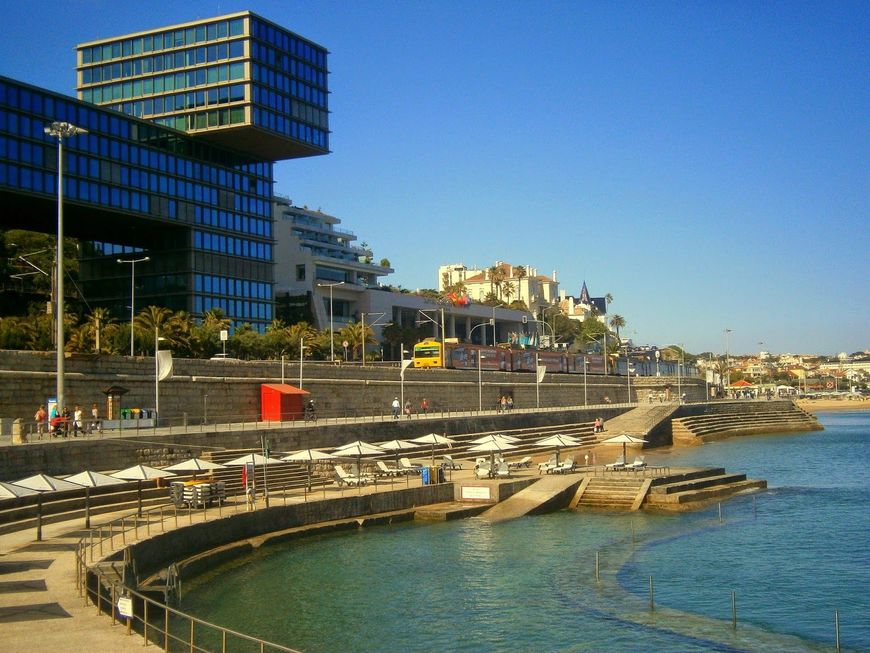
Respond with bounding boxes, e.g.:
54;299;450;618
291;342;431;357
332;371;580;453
438;261;559;316
272;195;393;331
558;281;608;323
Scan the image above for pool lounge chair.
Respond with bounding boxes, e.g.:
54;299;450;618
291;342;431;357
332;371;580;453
538;455;558;475
625;456;646;470
554;457;575;474
333;464;368;487
442;454;462;470
376;460;401;477
605;456;626;471
508;456;532;469
475;464;492;479
496;462;511;478
398;458;422;475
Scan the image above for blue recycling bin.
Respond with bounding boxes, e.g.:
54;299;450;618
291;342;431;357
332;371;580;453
420;467;430;485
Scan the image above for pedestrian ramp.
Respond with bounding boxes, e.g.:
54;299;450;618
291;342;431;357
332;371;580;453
480;475;583;523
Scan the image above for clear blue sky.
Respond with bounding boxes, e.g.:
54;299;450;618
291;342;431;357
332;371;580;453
2;1;868;356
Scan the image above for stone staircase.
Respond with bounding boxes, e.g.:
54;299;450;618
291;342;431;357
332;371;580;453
573;476;647;510
645;468;766;509
594;403;680;441
671;401;821;445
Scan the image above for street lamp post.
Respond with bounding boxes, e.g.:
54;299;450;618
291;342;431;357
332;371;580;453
478;351;484;411
491;304;503;346
399;343;410;410
317;281;344;361
154;327;166;418
45;121;87;415
298;337;308;389
583;356;588;406
724;328;732;390
117;256;150;356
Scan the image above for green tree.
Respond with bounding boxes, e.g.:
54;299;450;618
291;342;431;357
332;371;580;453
229;323;263;360
190;309;231;358
338;320;376;361
134;306;173;354
609;314;626;342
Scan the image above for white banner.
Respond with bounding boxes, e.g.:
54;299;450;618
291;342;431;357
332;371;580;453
157;350;173;381
536;365;547;384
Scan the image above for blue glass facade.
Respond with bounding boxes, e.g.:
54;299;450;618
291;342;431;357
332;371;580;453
0;75;274;331
77;11;329;162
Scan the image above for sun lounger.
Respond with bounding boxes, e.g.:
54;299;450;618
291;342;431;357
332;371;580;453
398;457;422;475
442;454;462;470
554;457;575;474
508;456;532;469
496;462;511;478
475;464;491;479
605;456;626;471
334;464;368;487
625;456;646;470
538;455;558;475
376;460;401;477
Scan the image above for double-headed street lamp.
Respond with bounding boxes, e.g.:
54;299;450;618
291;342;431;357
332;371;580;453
117;256;150;356
317;281;344;361
45;121;88;415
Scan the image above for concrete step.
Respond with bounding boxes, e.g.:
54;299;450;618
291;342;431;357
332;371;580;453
650;472;748;495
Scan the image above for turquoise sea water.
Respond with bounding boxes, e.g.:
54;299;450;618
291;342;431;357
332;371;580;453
181;411;869;652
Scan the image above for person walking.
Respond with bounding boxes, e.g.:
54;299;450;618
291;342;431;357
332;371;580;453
89;403;100;434
404;400;412;419
391;397;400;419
73;405;83;437
420;397;429;415
34;405;46;439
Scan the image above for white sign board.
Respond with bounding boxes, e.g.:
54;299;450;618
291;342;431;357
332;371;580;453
117;596;133;618
220;329;229;341
461;485;492;501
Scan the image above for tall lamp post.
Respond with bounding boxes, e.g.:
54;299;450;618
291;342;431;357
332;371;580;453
724;328;732;391
45;121;87;415
478;351;486;411
360;312;387;367
117;256;150;356
317;281;345;361
491;304;503;346
399;343;410;410
154;327;166;417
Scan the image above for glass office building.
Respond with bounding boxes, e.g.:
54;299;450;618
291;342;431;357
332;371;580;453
76;11;329;161
0;75;274;329
0;13;330;333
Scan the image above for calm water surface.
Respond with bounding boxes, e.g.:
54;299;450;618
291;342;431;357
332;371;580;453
182;411;869;652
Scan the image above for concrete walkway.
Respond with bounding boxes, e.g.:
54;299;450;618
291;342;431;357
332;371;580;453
0;509;161;653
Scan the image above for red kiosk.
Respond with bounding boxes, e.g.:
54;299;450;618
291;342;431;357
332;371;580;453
260;384;309;421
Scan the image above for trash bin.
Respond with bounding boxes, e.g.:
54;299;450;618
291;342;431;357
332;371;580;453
436;466;445;484
121;408;131;420
420;467;430;485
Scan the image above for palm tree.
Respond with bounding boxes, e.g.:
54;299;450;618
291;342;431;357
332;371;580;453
488;264;506;299
134;306;173;353
339;321;375;361
513;265;527;304
83;307;116;353
501;281;515;304
609;315;626;343
286;321;316;358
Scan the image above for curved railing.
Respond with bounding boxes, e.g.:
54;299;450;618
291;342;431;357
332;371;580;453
74;498;303;653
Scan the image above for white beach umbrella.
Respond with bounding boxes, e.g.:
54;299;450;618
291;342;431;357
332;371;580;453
0;481;39;499
410;433;455;466
111;465;176;516
600;434;648;463
334;441;385;483
534;433;582;465
14;473;85;492
65;471;126;528
471;433;520;444
281;449;334;493
163;457;226;479
469;439;518;474
223;453;284;467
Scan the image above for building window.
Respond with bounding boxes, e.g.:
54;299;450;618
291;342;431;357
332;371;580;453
296;264;305;281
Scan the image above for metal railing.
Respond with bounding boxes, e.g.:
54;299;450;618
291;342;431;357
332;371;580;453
75;497;303;653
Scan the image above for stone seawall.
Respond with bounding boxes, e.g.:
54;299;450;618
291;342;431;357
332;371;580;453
0;406;629;480
0;349;705;425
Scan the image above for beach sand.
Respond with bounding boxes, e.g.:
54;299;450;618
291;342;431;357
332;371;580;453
796;398;870;413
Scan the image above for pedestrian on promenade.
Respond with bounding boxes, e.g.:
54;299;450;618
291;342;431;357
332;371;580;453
34;405;46;439
391;397;400;419
404;400;412;419
420;398;429;415
73;405;83;437
507;396;513;411
500;395;507;413
89;403;100;434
